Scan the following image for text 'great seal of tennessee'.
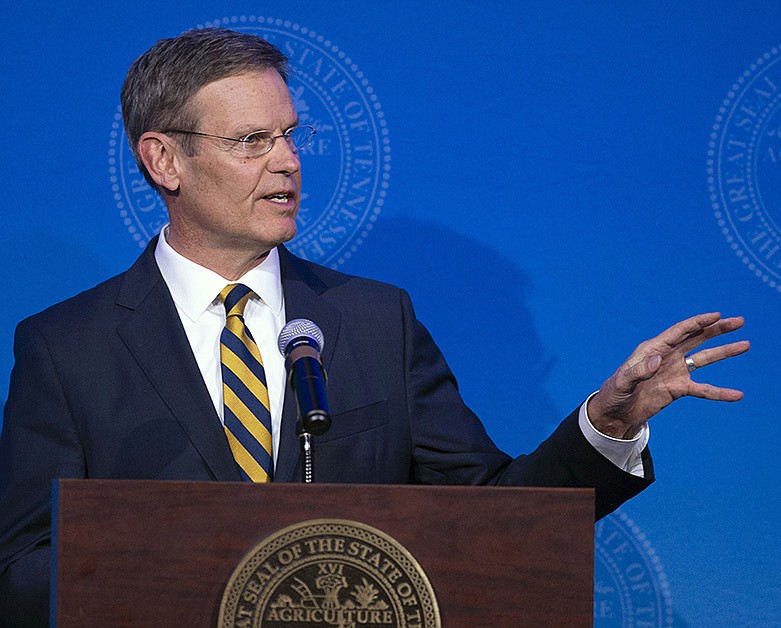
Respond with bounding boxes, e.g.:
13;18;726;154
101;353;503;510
219;519;440;628
708;44;781;293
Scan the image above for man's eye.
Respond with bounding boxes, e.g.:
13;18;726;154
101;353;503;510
243;132;271;144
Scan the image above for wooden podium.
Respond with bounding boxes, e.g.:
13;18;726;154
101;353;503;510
52;480;594;626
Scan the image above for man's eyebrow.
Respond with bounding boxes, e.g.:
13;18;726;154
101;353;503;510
232;118;301;136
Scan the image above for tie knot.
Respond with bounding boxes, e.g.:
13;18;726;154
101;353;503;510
219;283;254;318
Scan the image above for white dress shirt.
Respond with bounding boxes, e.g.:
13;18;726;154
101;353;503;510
154;228;647;477
579;393;648;476
155;229;286;463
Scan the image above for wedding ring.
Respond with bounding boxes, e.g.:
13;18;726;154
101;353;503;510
684;355;697;372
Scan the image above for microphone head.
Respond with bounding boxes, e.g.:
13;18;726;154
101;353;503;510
277;319;325;356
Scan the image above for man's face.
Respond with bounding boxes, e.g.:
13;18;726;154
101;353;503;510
167;70;302;266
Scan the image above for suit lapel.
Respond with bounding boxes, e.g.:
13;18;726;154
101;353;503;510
275;247;342;482
114;240;242;482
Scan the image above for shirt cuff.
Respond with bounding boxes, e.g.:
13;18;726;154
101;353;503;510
578;392;649;477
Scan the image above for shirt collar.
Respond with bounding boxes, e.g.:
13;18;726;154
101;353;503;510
154;226;284;322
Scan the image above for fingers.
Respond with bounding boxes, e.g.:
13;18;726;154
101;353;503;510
594;313;749;428
655;312;722;349
616;326;748;400
677;316;745;354
686;340;751;370
687;382;745;402
650;313;745;358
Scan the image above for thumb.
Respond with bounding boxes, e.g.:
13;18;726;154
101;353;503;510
618;354;662;391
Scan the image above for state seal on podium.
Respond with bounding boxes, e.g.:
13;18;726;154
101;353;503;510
218;519;440;627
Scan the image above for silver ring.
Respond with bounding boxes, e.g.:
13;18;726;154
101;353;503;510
684;355;697;372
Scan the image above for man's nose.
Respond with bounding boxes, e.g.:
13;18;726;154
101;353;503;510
266;136;301;174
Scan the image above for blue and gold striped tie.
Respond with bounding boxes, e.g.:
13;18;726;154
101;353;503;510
219;283;273;482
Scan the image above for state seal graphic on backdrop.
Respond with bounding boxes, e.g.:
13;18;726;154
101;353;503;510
594;512;673;627
708;44;781;293
109;15;390;268
218;519;440;627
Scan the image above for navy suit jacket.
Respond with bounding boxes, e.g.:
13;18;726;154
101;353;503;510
0;240;653;625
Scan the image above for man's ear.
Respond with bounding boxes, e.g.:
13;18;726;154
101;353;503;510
137;132;182;192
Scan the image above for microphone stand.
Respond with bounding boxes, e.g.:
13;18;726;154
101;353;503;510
297;410;331;483
299;427;315;483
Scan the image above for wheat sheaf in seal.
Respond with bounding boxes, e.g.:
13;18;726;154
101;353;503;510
708;44;781;293
218;519;440;628
109;15;390;268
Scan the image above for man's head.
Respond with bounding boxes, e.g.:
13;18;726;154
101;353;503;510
122;28;306;277
121;28;289;189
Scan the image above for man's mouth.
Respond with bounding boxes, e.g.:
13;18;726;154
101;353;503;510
264;192;294;204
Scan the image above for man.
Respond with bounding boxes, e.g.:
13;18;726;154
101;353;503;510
0;28;748;626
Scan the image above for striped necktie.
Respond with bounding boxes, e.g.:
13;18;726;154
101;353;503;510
219;283;273;482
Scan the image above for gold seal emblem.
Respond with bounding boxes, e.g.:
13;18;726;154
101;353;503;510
218;519;441;627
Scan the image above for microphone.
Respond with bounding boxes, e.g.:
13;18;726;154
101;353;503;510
277;319;331;436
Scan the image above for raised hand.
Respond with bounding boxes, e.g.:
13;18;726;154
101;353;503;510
587;313;750;439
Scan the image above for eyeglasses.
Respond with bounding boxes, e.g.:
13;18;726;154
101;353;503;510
163;125;316;157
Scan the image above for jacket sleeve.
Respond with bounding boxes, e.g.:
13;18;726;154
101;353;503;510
399;288;653;519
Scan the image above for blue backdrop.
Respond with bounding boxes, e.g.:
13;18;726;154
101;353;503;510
1;2;778;625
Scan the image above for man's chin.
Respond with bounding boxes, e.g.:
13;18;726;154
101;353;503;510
279;223;298;245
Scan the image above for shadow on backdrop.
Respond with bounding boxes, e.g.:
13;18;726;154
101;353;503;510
347;217;697;627
344;216;559;456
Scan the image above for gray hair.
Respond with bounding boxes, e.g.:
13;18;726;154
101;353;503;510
121;28;289;189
